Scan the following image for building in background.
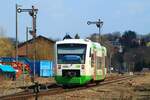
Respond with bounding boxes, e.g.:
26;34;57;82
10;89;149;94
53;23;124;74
17;35;55;61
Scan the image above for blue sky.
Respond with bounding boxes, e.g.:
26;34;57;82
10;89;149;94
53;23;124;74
0;0;150;41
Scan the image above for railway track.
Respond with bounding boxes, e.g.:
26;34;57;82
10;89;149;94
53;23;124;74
0;75;137;100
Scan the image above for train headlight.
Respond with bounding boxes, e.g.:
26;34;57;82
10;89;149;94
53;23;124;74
81;65;85;69
58;65;61;69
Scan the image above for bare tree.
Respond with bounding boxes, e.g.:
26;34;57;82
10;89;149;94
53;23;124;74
0;27;14;56
0;37;14;56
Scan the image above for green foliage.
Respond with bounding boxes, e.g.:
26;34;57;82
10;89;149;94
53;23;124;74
123;30;137;40
103;32;121;41
120;30;138;48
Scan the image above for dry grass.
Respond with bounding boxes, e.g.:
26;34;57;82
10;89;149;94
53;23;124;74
1;73;150;99
29;73;150;100
0;77;54;97
34;77;55;84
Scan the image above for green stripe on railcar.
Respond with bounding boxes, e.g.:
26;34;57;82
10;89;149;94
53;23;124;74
55;76;92;85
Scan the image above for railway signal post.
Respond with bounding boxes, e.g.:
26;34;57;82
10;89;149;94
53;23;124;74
16;4;38;82
87;19;103;43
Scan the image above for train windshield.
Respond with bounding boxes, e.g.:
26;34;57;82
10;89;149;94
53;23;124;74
57;44;87;64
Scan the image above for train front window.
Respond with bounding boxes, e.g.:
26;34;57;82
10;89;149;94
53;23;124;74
57;44;87;64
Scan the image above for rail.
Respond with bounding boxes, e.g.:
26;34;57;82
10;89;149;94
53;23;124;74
0;74;139;100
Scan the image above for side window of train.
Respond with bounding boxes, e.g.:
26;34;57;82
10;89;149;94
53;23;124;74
91;54;94;67
89;48;91;57
97;57;102;69
105;56;107;68
102;53;105;67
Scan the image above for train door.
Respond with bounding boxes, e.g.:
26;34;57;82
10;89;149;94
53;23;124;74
92;50;103;80
101;53;105;78
91;50;97;80
95;50;105;80
96;55;103;80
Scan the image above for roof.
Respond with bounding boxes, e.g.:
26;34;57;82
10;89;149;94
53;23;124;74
0;57;15;62
56;39;92;44
18;35;55;48
0;64;16;72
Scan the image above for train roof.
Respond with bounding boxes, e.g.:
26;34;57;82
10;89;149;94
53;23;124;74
56;39;103;46
56;39;92;44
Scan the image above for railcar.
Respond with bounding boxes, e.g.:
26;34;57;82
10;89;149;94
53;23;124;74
55;39;107;86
